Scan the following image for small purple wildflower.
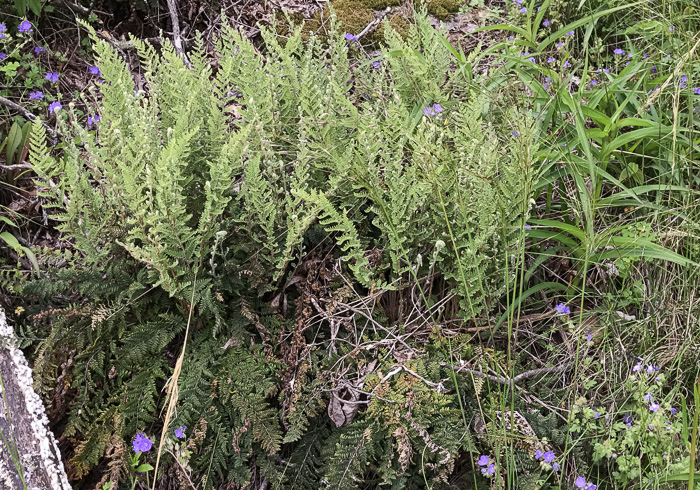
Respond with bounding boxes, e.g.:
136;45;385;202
670;407;677;415
433;103;442;113
174;425;187;439
511;131;520;137
669;25;675;32
643;52;649;58
614;48;625;55
650;402;660;413
593;410;599;418
0;23;6;32
344;33;357;41
29;91;44;100
590;80;598;87
646;365;654;374
0;52;6;61
477;455;490;466
694;88;700;95
633;362;642;372
372;61;380;69
555;303;570;316
18;21;32;34
535;449;543;460
528;57;536;63
575;477;587;489
643;393;653;402
543;451;556;463
520;7;527;13
509;35;515;41
547;57;555;63
563;60;571;68
45;72;59;83
0;34;5;39
565;30;574;36
552;462;560;471
557;42;563;48
543;20;551;27
680;75;687;88
543;76;551;89
651;65;657;73
525;224;532;230
483;464;496;476
34;46;46;55
587;332;593;341
514;0;523;4
623;414;633;427
132;433;152;453
89;65;101;76
48;101;62;113
586;485;597;490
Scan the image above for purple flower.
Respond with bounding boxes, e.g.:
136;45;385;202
593;410;600;418
18;21;32;33
0;52;6;61
650;402;660;412
590;80;598;87
48;101;62;113
586;485;597;490
670;407;677;415
433;103;443;113
520;7;527;13
623;414;633;427
633;362;642;372
543;451;556;463
482;464;496;476
45;72;59;83
644;393;653;402
528;57;536;63
344;33;357;41
643;52;649;58
614;48;625;55
29;91;44;100
651;65;657;73
372;61;380;69
0;23;6;32
646;365;654;374
89;65;101;76
509;36;515;41
565;30;574;36
669;25;675;32
552;462;560;471
525;224;532;230
557;42;563;48
174;425;187;439
423;106;432;116
563;60;571;68
694;88;700;95
514;0;523;4
535;449;543;460
587;332;593;342
680;75;687;88
511;130;520;137
543;20;551;27
133;433;153;453
477;455;490;466
547;57;555;63
34;46;45;55
555;303;570;316
575;477;587;489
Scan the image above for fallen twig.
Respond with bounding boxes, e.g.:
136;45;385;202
0;96;58;140
439;363;571;387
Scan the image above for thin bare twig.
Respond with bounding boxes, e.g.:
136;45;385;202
439;363;572;387
0;96;58;140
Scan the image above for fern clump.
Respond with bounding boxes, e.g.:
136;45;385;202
24;12;531;488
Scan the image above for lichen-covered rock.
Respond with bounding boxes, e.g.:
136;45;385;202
0;308;71;490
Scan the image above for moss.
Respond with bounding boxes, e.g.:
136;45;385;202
384;14;411;39
307;0;375;40
417;0;463;20
359;0;403;8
